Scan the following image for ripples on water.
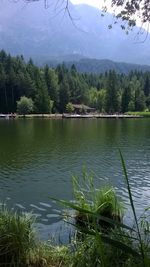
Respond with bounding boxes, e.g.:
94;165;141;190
0;118;150;240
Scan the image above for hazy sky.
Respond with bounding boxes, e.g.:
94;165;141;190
71;0;112;11
71;0;148;30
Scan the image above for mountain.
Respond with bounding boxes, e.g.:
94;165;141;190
0;1;150;65
45;58;150;74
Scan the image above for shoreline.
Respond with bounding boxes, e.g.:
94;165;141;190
0;113;143;119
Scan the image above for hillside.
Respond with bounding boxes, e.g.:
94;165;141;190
45;58;150;74
0;1;150;64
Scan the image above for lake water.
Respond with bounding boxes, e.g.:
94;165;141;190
0;118;150;240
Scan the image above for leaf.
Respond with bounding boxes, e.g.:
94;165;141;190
119;149;146;266
50;197;135;232
100;234;140;257
72;224;140;257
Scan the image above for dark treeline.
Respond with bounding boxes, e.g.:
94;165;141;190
0;50;150;114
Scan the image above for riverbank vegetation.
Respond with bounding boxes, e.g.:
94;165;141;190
1;158;150;267
0;196;149;267
127;111;150;118
0;50;150;115
0;206;71;267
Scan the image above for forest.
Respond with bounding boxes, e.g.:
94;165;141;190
0;50;150;114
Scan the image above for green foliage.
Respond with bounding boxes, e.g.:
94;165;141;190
145;96;150;110
121;86;131;113
88;88;106;112
0;206;71;267
28;243;71;267
17;96;33;115
127;111;150;118
128;100;135;112
0;207;36;267
59;78;70;113
1;157;150;267
72;171;123;222
144;76;150;97
34;74;50;114
49;99;54;114
0;50;150;114
66;102;74;113
105;70;120;113
44;65;59;110
51;156;150;267
97;89;106;112
135;89;146;111
119;150;145;265
74;183;124;234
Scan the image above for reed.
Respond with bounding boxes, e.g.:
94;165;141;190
0;207;36;267
51;153;150;267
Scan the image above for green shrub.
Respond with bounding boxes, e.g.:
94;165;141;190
126;111;150;117
17;96;34;115
52;160;150;267
28;243;71;267
71;171;123;231
0;207;36;267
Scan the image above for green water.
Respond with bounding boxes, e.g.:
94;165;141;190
0;118;150;239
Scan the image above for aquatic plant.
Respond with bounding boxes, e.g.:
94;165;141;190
28;243;71;267
0;153;150;267
71;170;123;233
0;207;36;267
51;154;150;267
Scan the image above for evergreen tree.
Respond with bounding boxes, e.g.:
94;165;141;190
121;86;131;113
146;96;150;110
44;65;59;111
0;49;149;114
59;79;70;113
144;76;150;97
97;89;106;112
0;63;7;112
105;71;119;113
135;88;146;111
34;73;50;114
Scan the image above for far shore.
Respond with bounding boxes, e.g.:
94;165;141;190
0;113;144;119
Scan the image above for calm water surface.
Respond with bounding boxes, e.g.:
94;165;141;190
0;118;150;240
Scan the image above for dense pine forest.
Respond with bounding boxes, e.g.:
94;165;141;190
0;50;150;114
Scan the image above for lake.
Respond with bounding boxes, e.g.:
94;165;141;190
0;118;150;241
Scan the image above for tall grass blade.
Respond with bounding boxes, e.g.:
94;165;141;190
71;222;140;257
119;149;146;267
50;197;136;232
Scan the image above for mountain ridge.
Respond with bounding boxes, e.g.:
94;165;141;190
45;57;150;74
0;1;150;64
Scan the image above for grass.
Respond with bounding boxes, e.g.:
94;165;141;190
0;155;150;267
52;156;150;267
0;207;36;267
126;111;150;117
71;171;123;231
28;243;71;267
0;206;71;267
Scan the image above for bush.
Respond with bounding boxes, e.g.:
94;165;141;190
66;102;74;114
53;161;150;267
17;96;34;115
28;243;71;267
72;171;123;231
0;207;36;267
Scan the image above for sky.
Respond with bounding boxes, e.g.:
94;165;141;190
71;0;149;31
71;0;113;11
